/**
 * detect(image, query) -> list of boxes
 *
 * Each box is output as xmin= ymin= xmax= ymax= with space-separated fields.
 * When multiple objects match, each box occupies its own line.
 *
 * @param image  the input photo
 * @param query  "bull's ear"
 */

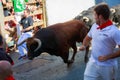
xmin=34 ymin=38 xmax=42 ymax=52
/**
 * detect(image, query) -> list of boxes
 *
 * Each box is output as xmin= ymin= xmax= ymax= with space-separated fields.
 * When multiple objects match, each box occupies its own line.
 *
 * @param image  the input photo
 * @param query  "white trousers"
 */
xmin=84 ymin=60 xmax=118 ymax=80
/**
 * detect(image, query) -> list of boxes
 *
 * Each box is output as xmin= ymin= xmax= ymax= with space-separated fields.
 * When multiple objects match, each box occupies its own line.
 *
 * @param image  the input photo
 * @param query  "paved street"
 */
xmin=10 ymin=48 xmax=120 ymax=80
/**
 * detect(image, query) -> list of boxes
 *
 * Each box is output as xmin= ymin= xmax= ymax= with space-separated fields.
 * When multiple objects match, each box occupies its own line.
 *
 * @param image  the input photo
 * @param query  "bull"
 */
xmin=18 ymin=20 xmax=89 ymax=67
xmin=74 ymin=6 xmax=95 ymax=29
xmin=74 ymin=4 xmax=120 ymax=29
xmin=110 ymin=5 xmax=120 ymax=27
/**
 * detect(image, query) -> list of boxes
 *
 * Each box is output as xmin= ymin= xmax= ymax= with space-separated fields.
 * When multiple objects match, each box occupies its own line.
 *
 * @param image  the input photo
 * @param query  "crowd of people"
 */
xmin=0 ymin=0 xmax=120 ymax=80
xmin=0 ymin=0 xmax=42 ymax=80
xmin=3 ymin=0 xmax=42 ymax=57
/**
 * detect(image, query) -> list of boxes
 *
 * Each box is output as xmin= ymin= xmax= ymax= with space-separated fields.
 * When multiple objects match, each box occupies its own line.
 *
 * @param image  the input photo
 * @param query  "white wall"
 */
xmin=46 ymin=0 xmax=95 ymax=25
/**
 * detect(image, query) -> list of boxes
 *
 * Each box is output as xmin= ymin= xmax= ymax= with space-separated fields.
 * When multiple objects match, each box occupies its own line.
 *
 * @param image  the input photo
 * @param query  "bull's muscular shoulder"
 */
xmin=33 ymin=28 xmax=58 ymax=49
xmin=34 ymin=28 xmax=55 ymax=40
xmin=47 ymin=20 xmax=85 ymax=30
xmin=68 ymin=20 xmax=85 ymax=25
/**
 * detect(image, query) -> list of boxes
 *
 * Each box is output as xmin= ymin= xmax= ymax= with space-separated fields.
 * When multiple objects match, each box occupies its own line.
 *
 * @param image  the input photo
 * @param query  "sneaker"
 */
xmin=18 ymin=55 xmax=27 ymax=60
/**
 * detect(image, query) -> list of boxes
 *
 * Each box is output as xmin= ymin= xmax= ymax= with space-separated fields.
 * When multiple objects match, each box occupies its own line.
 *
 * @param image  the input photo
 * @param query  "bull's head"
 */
xmin=26 ymin=37 xmax=42 ymax=60
xmin=74 ymin=10 xmax=95 ymax=29
xmin=17 ymin=37 xmax=41 ymax=60
xmin=17 ymin=37 xmax=42 ymax=60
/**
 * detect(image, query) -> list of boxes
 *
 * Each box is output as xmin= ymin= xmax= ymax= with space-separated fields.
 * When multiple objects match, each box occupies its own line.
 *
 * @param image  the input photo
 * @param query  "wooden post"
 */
xmin=42 ymin=0 xmax=47 ymax=27
xmin=0 ymin=0 xmax=5 ymax=37
xmin=0 ymin=0 xmax=7 ymax=50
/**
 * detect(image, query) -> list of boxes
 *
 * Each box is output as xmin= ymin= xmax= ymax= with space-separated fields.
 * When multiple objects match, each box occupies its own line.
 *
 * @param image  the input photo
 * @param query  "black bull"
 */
xmin=18 ymin=20 xmax=89 ymax=66
xmin=74 ymin=4 xmax=120 ymax=29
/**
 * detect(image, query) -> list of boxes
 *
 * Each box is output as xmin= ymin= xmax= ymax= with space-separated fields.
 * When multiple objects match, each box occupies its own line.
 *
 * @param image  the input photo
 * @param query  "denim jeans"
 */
xmin=17 ymin=32 xmax=32 ymax=56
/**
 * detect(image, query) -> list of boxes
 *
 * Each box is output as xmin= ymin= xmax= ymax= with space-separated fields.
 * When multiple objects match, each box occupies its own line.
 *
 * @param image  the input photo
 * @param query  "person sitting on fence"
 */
xmin=12 ymin=9 xmax=34 ymax=60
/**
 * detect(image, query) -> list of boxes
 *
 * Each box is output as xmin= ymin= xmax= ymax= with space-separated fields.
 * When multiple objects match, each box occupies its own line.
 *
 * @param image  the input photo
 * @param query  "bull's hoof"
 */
xmin=67 ymin=62 xmax=72 ymax=68
xmin=69 ymin=60 xmax=74 ymax=63
xmin=67 ymin=60 xmax=74 ymax=68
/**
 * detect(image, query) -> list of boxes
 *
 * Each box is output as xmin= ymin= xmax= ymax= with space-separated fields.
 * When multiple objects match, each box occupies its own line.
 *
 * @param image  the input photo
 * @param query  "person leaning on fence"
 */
xmin=79 ymin=3 xmax=120 ymax=80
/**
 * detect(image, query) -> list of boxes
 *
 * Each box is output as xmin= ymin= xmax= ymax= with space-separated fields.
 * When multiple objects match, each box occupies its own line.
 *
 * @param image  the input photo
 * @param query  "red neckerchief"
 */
xmin=5 ymin=75 xmax=15 ymax=80
xmin=97 ymin=20 xmax=113 ymax=30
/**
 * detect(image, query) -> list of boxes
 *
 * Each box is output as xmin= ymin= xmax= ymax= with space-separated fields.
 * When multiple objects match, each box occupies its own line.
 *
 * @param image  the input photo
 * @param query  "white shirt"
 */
xmin=88 ymin=23 xmax=120 ymax=66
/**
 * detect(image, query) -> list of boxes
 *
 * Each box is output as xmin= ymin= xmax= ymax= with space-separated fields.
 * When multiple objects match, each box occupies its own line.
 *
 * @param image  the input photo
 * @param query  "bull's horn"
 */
xmin=110 ymin=8 xmax=116 ymax=14
xmin=34 ymin=38 xmax=42 ymax=52
xmin=83 ymin=16 xmax=89 ymax=22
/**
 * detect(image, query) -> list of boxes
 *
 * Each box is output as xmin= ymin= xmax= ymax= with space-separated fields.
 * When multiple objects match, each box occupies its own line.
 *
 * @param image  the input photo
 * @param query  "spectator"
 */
xmin=79 ymin=3 xmax=120 ymax=80
xmin=0 ymin=34 xmax=14 ymax=65
xmin=14 ymin=9 xmax=34 ymax=60
xmin=12 ymin=0 xmax=29 ymax=37
xmin=2 ymin=0 xmax=11 ymax=16
xmin=0 ymin=60 xmax=15 ymax=80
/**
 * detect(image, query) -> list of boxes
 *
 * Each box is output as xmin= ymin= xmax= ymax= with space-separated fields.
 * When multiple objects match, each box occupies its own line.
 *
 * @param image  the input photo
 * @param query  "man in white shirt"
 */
xmin=79 ymin=3 xmax=120 ymax=80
